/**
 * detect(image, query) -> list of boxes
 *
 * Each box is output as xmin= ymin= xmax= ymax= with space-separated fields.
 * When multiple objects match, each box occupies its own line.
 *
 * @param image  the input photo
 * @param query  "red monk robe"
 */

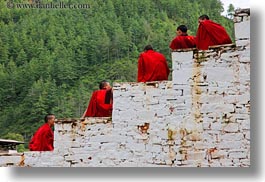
xmin=137 ymin=50 xmax=170 ymax=82
xmin=170 ymin=35 xmax=196 ymax=50
xmin=29 ymin=123 xmax=54 ymax=151
xmin=196 ymin=20 xmax=232 ymax=50
xmin=83 ymin=89 xmax=113 ymax=117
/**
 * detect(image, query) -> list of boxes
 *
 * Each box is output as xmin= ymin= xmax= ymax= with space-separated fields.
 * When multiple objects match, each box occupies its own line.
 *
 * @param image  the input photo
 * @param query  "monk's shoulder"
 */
xmin=154 ymin=51 xmax=166 ymax=59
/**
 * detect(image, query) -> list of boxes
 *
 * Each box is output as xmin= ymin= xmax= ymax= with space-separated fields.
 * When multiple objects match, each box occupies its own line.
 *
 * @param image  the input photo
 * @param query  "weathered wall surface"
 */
xmin=0 ymin=9 xmax=250 ymax=167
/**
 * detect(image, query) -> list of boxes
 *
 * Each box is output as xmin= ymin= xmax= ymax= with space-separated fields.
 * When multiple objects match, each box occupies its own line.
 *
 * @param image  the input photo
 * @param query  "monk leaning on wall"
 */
xmin=29 ymin=114 xmax=55 ymax=151
xmin=196 ymin=14 xmax=232 ymax=50
xmin=82 ymin=80 xmax=113 ymax=118
xmin=137 ymin=45 xmax=170 ymax=82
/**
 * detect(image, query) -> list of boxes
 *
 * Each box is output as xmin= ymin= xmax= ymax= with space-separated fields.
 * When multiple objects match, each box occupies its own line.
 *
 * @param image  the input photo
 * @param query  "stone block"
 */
xmin=223 ymin=123 xmax=239 ymax=133
xmin=235 ymin=20 xmax=250 ymax=40
xmin=204 ymin=67 xmax=235 ymax=82
xmin=236 ymin=39 xmax=250 ymax=47
xmin=201 ymin=103 xmax=234 ymax=113
xmin=229 ymin=151 xmax=248 ymax=159
xmin=240 ymin=120 xmax=250 ymax=130
xmin=186 ymin=132 xmax=202 ymax=141
xmin=0 ymin=155 xmax=21 ymax=166
xmin=145 ymin=95 xmax=159 ymax=105
xmin=209 ymin=150 xmax=225 ymax=159
xmin=239 ymin=158 xmax=250 ymax=167
xmin=220 ymin=133 xmax=244 ymax=141
xmin=239 ymin=55 xmax=250 ymax=63
xmin=200 ymin=94 xmax=224 ymax=104
xmin=220 ymin=159 xmax=233 ymax=166
xmin=208 ymin=161 xmax=222 ymax=167
xmin=172 ymin=51 xmax=194 ymax=64
xmin=116 ymin=110 xmax=138 ymax=121
xmin=237 ymin=94 xmax=250 ymax=104
xmin=218 ymin=141 xmax=242 ymax=149
xmin=172 ymin=68 xmax=193 ymax=85
xmin=211 ymin=122 xmax=222 ymax=131
xmin=136 ymin=110 xmax=155 ymax=120
xmin=194 ymin=141 xmax=205 ymax=150
xmin=244 ymin=131 xmax=250 ymax=140
xmin=186 ymin=151 xmax=205 ymax=160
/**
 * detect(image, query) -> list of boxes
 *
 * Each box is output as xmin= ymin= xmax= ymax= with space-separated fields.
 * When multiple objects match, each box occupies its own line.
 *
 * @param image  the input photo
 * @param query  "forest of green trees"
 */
xmin=0 ymin=0 xmax=235 ymax=149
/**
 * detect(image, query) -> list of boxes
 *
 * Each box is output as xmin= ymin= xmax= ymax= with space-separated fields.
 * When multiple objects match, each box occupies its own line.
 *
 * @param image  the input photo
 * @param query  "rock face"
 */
xmin=0 ymin=9 xmax=250 ymax=167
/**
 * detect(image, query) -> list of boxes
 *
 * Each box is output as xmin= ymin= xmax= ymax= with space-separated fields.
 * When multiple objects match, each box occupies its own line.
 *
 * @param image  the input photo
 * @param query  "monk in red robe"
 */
xmin=196 ymin=14 xmax=232 ymax=50
xmin=29 ymin=114 xmax=55 ymax=151
xmin=170 ymin=25 xmax=196 ymax=50
xmin=82 ymin=81 xmax=113 ymax=117
xmin=137 ymin=45 xmax=170 ymax=82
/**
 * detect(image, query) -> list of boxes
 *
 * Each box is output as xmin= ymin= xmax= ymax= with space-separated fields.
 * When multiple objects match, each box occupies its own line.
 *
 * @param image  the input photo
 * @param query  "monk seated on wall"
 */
xmin=196 ymin=14 xmax=232 ymax=50
xmin=137 ymin=45 xmax=170 ymax=82
xmin=82 ymin=81 xmax=113 ymax=118
xmin=29 ymin=114 xmax=55 ymax=151
xmin=169 ymin=25 xmax=196 ymax=51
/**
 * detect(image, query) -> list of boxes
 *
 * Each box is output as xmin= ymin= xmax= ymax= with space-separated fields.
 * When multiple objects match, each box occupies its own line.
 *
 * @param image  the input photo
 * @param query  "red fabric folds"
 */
xmin=137 ymin=50 xmax=170 ymax=82
xmin=83 ymin=89 xmax=113 ymax=117
xmin=196 ymin=20 xmax=232 ymax=50
xmin=29 ymin=123 xmax=54 ymax=151
xmin=170 ymin=35 xmax=196 ymax=50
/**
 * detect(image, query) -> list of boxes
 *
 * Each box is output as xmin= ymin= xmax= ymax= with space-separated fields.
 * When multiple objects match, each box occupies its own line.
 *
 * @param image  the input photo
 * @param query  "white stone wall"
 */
xmin=0 ymin=9 xmax=250 ymax=167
